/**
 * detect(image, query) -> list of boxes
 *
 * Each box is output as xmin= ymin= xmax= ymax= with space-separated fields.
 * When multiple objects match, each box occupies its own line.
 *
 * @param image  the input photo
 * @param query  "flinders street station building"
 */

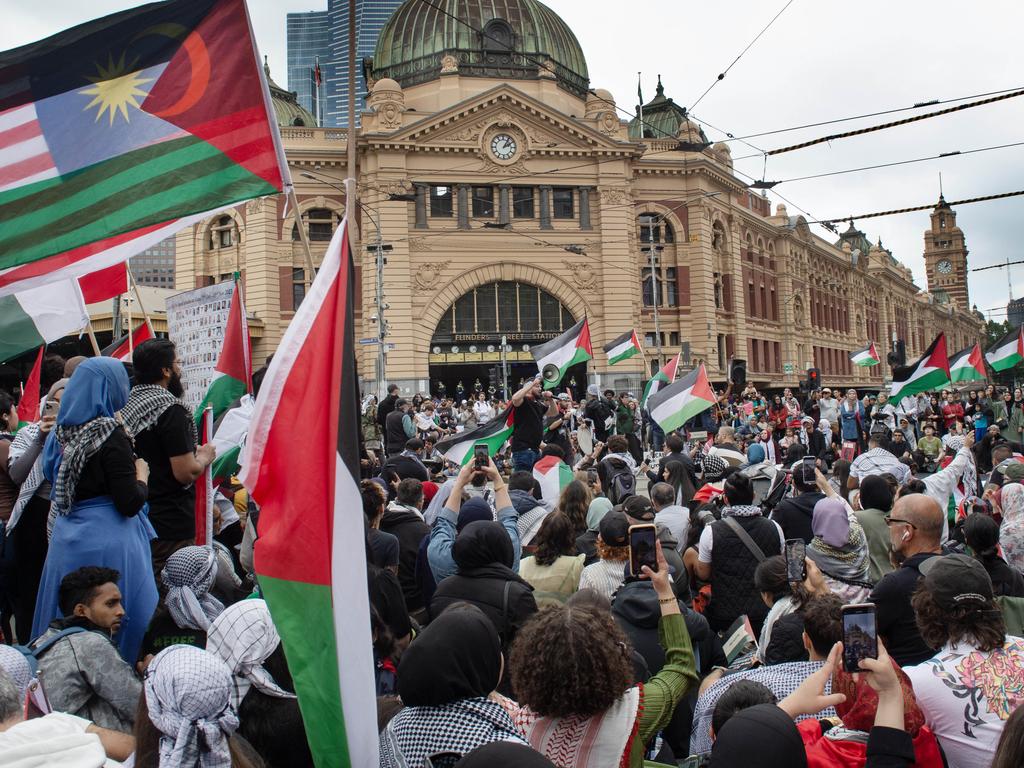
xmin=175 ymin=0 xmax=984 ymax=397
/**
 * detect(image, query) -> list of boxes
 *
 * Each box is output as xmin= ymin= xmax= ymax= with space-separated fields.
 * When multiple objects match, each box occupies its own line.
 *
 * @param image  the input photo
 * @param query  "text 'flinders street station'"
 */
xmin=175 ymin=0 xmax=983 ymax=396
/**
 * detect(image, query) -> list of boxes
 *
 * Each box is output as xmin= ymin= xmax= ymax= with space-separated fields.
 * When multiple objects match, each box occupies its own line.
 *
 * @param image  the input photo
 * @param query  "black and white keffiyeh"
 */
xmin=379 ymin=697 xmax=526 ymax=768
xmin=51 ymin=417 xmax=120 ymax=516
xmin=722 ymin=504 xmax=764 ymax=518
xmin=144 ymin=645 xmax=239 ymax=768
xmin=7 ymin=422 xmax=45 ymax=531
xmin=162 ymin=546 xmax=225 ymax=632
xmin=120 ymin=384 xmax=197 ymax=443
xmin=206 ymin=599 xmax=296 ymax=709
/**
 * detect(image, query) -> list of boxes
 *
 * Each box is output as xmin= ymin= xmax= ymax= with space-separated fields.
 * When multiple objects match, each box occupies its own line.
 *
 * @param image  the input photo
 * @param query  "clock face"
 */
xmin=490 ymin=133 xmax=517 ymax=161
xmin=937 ymin=259 xmax=953 ymax=275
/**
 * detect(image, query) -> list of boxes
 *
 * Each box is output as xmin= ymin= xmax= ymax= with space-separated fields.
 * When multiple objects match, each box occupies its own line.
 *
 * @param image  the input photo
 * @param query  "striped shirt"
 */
xmin=849 ymin=447 xmax=910 ymax=484
xmin=578 ymin=558 xmax=627 ymax=601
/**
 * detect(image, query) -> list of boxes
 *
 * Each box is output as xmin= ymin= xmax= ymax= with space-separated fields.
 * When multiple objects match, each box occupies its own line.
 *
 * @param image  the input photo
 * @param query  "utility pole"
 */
xmin=375 ymin=233 xmax=390 ymax=398
xmin=500 ymin=334 xmax=509 ymax=399
xmin=641 ymin=219 xmax=664 ymax=365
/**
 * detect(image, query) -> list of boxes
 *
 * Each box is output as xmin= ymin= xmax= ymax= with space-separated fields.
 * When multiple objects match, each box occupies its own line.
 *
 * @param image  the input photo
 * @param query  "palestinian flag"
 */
xmin=210 ymin=395 xmax=254 ymax=484
xmin=532 ymin=317 xmax=593 ymax=390
xmin=101 ymin=322 xmax=155 ymax=361
xmin=603 ymin=330 xmax=642 ymax=366
xmin=950 ymin=343 xmax=986 ymax=382
xmin=646 ymin=363 xmax=716 ymax=432
xmin=194 ymin=406 xmax=215 ymax=547
xmin=195 ymin=279 xmax=251 ymax=426
xmin=16 ymin=346 xmax=44 ymax=428
xmin=986 ymin=327 xmax=1024 ymax=372
xmin=849 ymin=342 xmax=880 ymax=367
xmin=533 ymin=454 xmax=573 ymax=507
xmin=0 ymin=0 xmax=288 ymax=297
xmin=435 ymin=408 xmax=515 ymax=465
xmin=240 ymin=218 xmax=377 ymax=767
xmin=0 ymin=278 xmax=88 ymax=362
xmin=641 ymin=352 xmax=680 ymax=408
xmin=890 ymin=333 xmax=951 ymax=400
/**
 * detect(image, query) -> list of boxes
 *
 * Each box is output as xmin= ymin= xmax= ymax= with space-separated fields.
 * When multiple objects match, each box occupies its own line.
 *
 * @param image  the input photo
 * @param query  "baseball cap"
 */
xmin=587 ymin=384 xmax=599 ymax=397
xmin=556 ymin=393 xmax=571 ymax=401
xmin=918 ymin=554 xmax=995 ymax=610
xmin=1004 ymin=462 xmax=1024 ymax=482
xmin=599 ymin=510 xmax=630 ymax=547
xmin=622 ymin=495 xmax=655 ymax=522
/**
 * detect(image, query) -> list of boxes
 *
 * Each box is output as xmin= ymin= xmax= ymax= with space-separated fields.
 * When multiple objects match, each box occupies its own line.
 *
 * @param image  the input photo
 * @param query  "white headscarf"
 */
xmin=144 ymin=645 xmax=239 ymax=768
xmin=424 ymin=478 xmax=456 ymax=526
xmin=206 ymin=599 xmax=296 ymax=710
xmin=161 ymin=546 xmax=225 ymax=632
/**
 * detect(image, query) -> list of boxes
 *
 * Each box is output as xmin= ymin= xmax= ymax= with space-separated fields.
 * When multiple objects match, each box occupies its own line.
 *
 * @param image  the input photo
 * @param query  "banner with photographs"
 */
xmin=165 ymin=281 xmax=236 ymax=411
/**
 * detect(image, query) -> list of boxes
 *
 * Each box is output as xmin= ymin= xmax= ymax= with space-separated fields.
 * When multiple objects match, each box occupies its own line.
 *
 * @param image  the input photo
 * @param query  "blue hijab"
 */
xmin=44 ymin=358 xmax=130 ymax=483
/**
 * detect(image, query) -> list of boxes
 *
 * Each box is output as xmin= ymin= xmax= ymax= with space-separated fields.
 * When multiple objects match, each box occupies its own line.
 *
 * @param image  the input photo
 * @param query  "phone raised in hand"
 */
xmin=473 ymin=443 xmax=489 ymax=471
xmin=628 ymin=523 xmax=658 ymax=577
xmin=785 ymin=538 xmax=806 ymax=583
xmin=841 ymin=603 xmax=878 ymax=673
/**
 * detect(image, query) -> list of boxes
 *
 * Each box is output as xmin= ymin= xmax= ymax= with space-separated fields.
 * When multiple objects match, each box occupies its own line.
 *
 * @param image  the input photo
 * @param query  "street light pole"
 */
xmin=376 ymin=234 xmax=387 ymax=399
xmin=643 ymin=219 xmax=664 ymax=366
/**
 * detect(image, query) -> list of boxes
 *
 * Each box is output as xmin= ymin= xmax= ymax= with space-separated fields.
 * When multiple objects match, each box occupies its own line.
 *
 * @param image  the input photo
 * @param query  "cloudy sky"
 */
xmin=6 ymin=1 xmax=1024 ymax=320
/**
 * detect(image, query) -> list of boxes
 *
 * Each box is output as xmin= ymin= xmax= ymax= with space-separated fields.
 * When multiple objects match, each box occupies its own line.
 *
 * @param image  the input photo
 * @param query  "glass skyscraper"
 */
xmin=130 ymin=237 xmax=176 ymax=289
xmin=286 ymin=10 xmax=330 ymax=125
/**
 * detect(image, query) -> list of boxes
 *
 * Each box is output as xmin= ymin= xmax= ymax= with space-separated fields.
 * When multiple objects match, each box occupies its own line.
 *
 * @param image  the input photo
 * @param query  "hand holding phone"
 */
xmin=785 ymin=539 xmax=806 ymax=582
xmin=628 ymin=523 xmax=658 ymax=577
xmin=473 ymin=443 xmax=489 ymax=470
xmin=841 ymin=603 xmax=878 ymax=673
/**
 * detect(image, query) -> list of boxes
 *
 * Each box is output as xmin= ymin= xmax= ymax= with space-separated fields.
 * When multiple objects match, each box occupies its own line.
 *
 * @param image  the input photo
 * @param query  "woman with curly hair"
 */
xmin=577 ymin=510 xmax=631 ymax=600
xmin=556 ymin=479 xmax=591 ymax=537
xmin=519 ymin=512 xmax=584 ymax=608
xmin=508 ymin=539 xmax=697 ymax=768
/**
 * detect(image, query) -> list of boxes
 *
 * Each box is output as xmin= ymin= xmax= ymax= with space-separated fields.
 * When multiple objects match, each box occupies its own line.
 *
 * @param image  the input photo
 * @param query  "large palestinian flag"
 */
xmin=0 ymin=279 xmax=89 ymax=361
xmin=435 ymin=408 xmax=514 ymax=465
xmin=195 ymin=278 xmax=251 ymax=426
xmin=240 ymin=219 xmax=377 ymax=767
xmin=0 ymin=0 xmax=287 ymax=296
xmin=642 ymin=352 xmax=680 ymax=408
xmin=950 ymin=343 xmax=986 ymax=383
xmin=849 ymin=342 xmax=880 ymax=367
xmin=646 ymin=363 xmax=717 ymax=432
xmin=603 ymin=330 xmax=642 ymax=366
xmin=986 ymin=327 xmax=1024 ymax=372
xmin=890 ymin=333 xmax=951 ymax=400
xmin=532 ymin=317 xmax=593 ymax=390
xmin=533 ymin=454 xmax=573 ymax=507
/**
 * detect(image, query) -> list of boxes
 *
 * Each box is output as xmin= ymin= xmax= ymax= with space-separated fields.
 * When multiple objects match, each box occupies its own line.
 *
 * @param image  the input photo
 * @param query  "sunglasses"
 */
xmin=884 ymin=516 xmax=917 ymax=529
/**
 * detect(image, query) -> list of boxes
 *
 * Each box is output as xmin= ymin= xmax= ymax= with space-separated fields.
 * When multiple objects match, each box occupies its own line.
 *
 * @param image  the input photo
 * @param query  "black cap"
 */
xmin=599 ymin=510 xmax=629 ymax=547
xmin=918 ymin=554 xmax=995 ymax=610
xmin=622 ymin=495 xmax=655 ymax=522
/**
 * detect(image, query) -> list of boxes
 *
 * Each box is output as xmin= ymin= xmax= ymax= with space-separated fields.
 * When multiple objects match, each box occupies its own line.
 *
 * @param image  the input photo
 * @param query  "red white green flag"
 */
xmin=641 ymin=352 xmax=680 ymax=408
xmin=16 ymin=346 xmax=44 ymax=429
xmin=950 ymin=343 xmax=986 ymax=382
xmin=435 ymin=407 xmax=514 ymax=465
xmin=849 ymin=342 xmax=880 ymax=367
xmin=195 ymin=278 xmax=251 ymax=426
xmin=986 ymin=326 xmax=1024 ymax=372
xmin=101 ymin=322 xmax=155 ymax=361
xmin=603 ymin=329 xmax=642 ymax=365
xmin=0 ymin=0 xmax=288 ymax=297
xmin=240 ymin=219 xmax=377 ymax=767
xmin=646 ymin=363 xmax=716 ymax=432
xmin=890 ymin=333 xmax=951 ymax=400
xmin=532 ymin=317 xmax=593 ymax=390
xmin=532 ymin=454 xmax=573 ymax=507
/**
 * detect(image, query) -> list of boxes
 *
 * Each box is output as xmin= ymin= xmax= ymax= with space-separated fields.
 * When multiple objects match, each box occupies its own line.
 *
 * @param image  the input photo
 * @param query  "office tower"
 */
xmin=130 ymin=237 xmax=176 ymax=289
xmin=286 ymin=10 xmax=330 ymax=124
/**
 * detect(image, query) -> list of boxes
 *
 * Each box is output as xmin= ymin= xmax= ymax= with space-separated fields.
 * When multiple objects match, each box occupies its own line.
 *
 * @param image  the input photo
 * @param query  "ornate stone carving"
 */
xmin=445 ymin=120 xmax=487 ymax=142
xmin=563 ymin=261 xmax=598 ymax=292
xmin=526 ymin=127 xmax=557 ymax=147
xmin=374 ymin=180 xmax=413 ymax=197
xmin=440 ymin=54 xmax=459 ymax=74
xmin=246 ymin=198 xmax=264 ymax=214
xmin=598 ymin=186 xmax=629 ymax=205
xmin=413 ymin=260 xmax=450 ymax=289
xmin=367 ymin=79 xmax=406 ymax=131
xmin=538 ymin=58 xmax=557 ymax=79
xmin=478 ymin=157 xmax=529 ymax=175
xmin=597 ymin=111 xmax=620 ymax=137
xmin=408 ymin=237 xmax=434 ymax=252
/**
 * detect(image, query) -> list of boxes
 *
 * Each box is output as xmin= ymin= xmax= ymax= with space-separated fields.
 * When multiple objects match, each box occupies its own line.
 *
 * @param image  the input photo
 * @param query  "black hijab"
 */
xmin=452 ymin=520 xmax=514 ymax=570
xmin=709 ymin=703 xmax=807 ymax=768
xmin=455 ymin=742 xmax=556 ymax=767
xmin=397 ymin=603 xmax=502 ymax=707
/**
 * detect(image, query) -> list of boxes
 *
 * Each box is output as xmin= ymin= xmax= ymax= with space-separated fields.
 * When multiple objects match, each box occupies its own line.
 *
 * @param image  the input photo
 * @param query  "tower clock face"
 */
xmin=937 ymin=259 xmax=953 ymax=275
xmin=490 ymin=133 xmax=517 ymax=161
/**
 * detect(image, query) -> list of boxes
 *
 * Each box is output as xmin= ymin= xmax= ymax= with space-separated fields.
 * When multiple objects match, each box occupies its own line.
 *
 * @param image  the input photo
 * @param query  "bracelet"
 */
xmin=658 ymin=596 xmax=676 ymax=605
xmin=492 ymin=484 xmax=507 ymax=493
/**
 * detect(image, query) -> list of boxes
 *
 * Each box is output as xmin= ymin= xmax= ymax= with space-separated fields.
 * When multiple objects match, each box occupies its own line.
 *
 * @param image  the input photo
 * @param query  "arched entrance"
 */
xmin=428 ymin=280 xmax=589 ymax=400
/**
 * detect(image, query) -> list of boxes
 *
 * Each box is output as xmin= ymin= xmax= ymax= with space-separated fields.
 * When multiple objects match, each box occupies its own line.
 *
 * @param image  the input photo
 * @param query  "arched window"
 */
xmin=431 ymin=281 xmax=574 ymax=341
xmin=293 ymin=117 xmax=305 ymax=127
xmin=482 ymin=19 xmax=514 ymax=52
xmin=292 ymin=207 xmax=340 ymax=242
xmin=207 ymin=216 xmax=237 ymax=250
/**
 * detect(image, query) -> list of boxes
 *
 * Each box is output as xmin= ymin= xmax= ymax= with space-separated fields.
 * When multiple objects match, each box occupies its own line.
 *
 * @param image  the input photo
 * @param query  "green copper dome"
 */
xmin=628 ymin=76 xmax=707 ymax=141
xmin=371 ymin=0 xmax=589 ymax=97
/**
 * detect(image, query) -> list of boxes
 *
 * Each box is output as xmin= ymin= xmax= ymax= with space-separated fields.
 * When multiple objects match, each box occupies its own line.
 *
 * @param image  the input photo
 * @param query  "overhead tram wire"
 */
xmin=811 ymin=188 xmax=1024 ymax=226
xmin=689 ymin=0 xmax=797 ymax=111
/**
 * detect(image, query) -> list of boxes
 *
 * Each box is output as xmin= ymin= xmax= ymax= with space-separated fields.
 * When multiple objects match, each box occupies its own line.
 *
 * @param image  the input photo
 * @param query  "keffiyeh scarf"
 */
xmin=379 ymin=697 xmax=527 ymax=768
xmin=808 ymin=521 xmax=870 ymax=585
xmin=722 ymin=504 xmax=764 ymax=518
xmin=162 ymin=546 xmax=225 ymax=632
xmin=51 ymin=417 xmax=120 ymax=516
xmin=145 ymin=645 xmax=239 ymax=768
xmin=120 ymin=384 xmax=197 ymax=443
xmin=7 ymin=422 xmax=45 ymax=531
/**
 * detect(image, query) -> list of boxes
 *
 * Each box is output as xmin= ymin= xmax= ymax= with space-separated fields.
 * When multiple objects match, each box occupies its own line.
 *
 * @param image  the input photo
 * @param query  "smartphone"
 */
xmin=473 ymin=443 xmax=489 ymax=470
xmin=785 ymin=538 xmax=806 ymax=582
xmin=42 ymin=398 xmax=59 ymax=418
xmin=628 ymin=523 xmax=658 ymax=577
xmin=841 ymin=603 xmax=878 ymax=673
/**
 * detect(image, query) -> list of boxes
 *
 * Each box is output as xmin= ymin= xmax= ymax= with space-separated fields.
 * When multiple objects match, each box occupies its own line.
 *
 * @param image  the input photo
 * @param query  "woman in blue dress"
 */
xmin=32 ymin=357 xmax=158 ymax=663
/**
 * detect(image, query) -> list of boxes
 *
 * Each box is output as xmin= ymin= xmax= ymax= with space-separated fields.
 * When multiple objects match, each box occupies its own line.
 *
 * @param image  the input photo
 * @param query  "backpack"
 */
xmin=601 ymin=456 xmax=636 ymax=505
xmin=12 ymin=626 xmax=88 ymax=676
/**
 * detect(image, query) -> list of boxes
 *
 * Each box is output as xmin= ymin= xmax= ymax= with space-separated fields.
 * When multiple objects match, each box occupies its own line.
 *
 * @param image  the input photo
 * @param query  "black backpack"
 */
xmin=602 ymin=456 xmax=636 ymax=504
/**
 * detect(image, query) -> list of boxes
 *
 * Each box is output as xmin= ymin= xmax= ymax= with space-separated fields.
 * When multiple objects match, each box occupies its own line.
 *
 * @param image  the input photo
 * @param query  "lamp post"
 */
xmin=640 ymin=221 xmax=664 ymax=365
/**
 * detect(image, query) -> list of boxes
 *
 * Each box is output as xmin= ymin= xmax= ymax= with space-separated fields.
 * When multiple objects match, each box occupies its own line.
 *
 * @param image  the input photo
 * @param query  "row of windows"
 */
xmin=428 ymin=185 xmax=576 ymax=220
xmin=813 ymin=345 xmax=855 ymax=377
xmin=642 ymin=268 xmax=679 ymax=307
xmin=749 ymin=339 xmax=782 ymax=373
xmin=432 ymin=281 xmax=575 ymax=338
xmin=746 ymin=280 xmax=778 ymax=321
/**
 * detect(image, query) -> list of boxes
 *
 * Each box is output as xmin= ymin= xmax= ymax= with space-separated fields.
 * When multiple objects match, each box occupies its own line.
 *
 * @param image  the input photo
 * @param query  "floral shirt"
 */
xmin=904 ymin=636 xmax=1024 ymax=768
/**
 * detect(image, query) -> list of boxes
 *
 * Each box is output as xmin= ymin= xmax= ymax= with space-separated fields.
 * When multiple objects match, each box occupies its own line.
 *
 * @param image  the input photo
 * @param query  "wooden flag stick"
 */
xmin=127 ymin=263 xmax=156 ymax=334
xmin=288 ymin=186 xmax=317 ymax=291
xmin=85 ymin=320 xmax=101 ymax=356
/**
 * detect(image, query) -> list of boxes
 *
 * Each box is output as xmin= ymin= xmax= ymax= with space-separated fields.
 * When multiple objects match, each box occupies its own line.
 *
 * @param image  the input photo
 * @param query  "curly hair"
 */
xmin=533 ymin=512 xmax=577 ymax=567
xmin=557 ymin=480 xmax=592 ymax=535
xmin=510 ymin=604 xmax=635 ymax=718
xmin=595 ymin=539 xmax=629 ymax=562
xmin=912 ymin=584 xmax=1006 ymax=653
xmin=361 ymin=480 xmax=386 ymax=523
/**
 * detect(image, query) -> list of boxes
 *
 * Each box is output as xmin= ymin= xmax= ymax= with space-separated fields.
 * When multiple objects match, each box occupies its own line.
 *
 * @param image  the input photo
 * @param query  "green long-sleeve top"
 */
xmin=629 ymin=612 xmax=698 ymax=768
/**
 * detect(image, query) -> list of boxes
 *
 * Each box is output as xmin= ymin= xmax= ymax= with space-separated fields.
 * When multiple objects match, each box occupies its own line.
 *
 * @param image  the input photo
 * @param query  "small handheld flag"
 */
xmin=603 ymin=330 xmax=642 ymax=366
xmin=435 ymin=408 xmax=515 ymax=465
xmin=849 ymin=342 xmax=880 ymax=367
xmin=16 ymin=346 xmax=44 ymax=428
xmin=101 ymin=322 xmax=155 ymax=361
xmin=890 ymin=333 xmax=950 ymax=400
xmin=986 ymin=327 xmax=1024 ymax=372
xmin=531 ymin=317 xmax=593 ymax=390
xmin=642 ymin=353 xmax=680 ymax=408
xmin=646 ymin=363 xmax=716 ymax=432
xmin=950 ymin=343 xmax=986 ymax=382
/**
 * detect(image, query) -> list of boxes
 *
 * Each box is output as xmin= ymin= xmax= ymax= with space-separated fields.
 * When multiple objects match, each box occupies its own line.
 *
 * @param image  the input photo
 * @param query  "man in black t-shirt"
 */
xmin=123 ymin=340 xmax=215 ymax=579
xmin=510 ymin=376 xmax=551 ymax=472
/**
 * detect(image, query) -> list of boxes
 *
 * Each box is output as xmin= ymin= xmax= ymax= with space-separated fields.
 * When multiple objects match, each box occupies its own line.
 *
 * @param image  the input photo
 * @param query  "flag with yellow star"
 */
xmin=0 ymin=0 xmax=288 ymax=296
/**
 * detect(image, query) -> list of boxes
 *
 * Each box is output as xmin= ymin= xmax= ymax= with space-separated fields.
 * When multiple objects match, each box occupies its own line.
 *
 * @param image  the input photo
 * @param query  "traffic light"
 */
xmin=807 ymin=367 xmax=821 ymax=390
xmin=886 ymin=340 xmax=906 ymax=368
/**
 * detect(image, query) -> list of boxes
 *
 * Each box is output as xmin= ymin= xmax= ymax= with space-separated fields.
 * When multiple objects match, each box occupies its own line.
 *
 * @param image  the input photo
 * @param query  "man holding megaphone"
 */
xmin=510 ymin=375 xmax=556 ymax=472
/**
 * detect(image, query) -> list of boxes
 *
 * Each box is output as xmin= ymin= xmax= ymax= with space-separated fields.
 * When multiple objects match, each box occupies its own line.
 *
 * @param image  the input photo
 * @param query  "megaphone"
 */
xmin=541 ymin=364 xmax=561 ymax=384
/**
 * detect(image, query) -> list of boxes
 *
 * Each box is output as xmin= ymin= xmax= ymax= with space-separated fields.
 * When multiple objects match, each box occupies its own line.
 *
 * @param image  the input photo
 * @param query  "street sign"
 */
xmin=359 ymin=338 xmax=380 ymax=345
xmin=783 ymin=363 xmax=795 ymax=374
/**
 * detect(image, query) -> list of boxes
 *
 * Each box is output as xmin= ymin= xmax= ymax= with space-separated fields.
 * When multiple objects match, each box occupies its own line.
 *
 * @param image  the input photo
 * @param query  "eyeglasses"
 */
xmin=884 ymin=516 xmax=917 ymax=529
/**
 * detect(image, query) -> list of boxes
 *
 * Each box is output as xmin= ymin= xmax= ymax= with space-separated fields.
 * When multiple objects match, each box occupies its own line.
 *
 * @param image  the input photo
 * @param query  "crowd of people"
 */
xmin=2 ymin=345 xmax=1024 ymax=767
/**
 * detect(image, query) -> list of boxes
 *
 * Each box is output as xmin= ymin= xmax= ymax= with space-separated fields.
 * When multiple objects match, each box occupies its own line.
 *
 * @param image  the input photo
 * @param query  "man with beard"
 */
xmin=121 ymin=339 xmax=215 ymax=577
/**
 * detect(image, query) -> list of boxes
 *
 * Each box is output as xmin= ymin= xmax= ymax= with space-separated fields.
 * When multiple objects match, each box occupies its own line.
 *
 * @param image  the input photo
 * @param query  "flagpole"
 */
xmin=289 ymin=186 xmax=317 ymax=291
xmin=345 ymin=0 xmax=360 ymax=243
xmin=85 ymin=320 xmax=102 ymax=356
xmin=125 ymin=288 xmax=133 ymax=357
xmin=127 ymin=263 xmax=155 ymax=334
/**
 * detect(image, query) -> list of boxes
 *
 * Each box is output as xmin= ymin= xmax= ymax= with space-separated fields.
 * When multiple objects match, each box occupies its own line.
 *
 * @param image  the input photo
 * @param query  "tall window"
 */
xmin=552 ymin=187 xmax=574 ymax=219
xmin=512 ymin=187 xmax=534 ymax=218
xmin=292 ymin=208 xmax=338 ymax=242
xmin=292 ymin=268 xmax=306 ymax=309
xmin=430 ymin=186 xmax=453 ymax=217
xmin=639 ymin=213 xmax=673 ymax=243
xmin=208 ymin=216 xmax=236 ymax=250
xmin=665 ymin=267 xmax=678 ymax=306
xmin=642 ymin=267 xmax=660 ymax=306
xmin=472 ymin=186 xmax=494 ymax=218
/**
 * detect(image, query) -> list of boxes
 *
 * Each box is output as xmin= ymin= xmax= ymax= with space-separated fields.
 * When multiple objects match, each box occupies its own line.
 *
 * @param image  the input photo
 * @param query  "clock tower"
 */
xmin=923 ymin=195 xmax=970 ymax=310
